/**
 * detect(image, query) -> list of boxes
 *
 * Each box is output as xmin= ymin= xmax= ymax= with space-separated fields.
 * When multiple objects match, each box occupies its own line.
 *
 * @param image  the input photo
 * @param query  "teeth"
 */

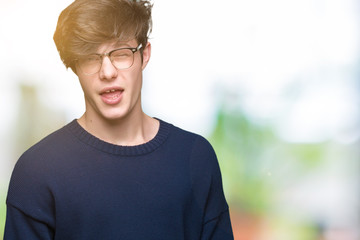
xmin=105 ymin=89 xmax=117 ymax=93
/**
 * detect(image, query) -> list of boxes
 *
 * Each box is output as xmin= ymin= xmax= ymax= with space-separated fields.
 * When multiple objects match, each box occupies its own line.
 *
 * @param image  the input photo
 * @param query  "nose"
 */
xmin=99 ymin=56 xmax=118 ymax=80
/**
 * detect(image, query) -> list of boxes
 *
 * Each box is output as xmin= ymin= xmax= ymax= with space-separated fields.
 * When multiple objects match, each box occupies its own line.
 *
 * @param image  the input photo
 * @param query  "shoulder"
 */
xmin=7 ymin=121 xmax=77 ymax=205
xmin=163 ymin=120 xmax=217 ymax=166
xmin=26 ymin=120 xmax=76 ymax=153
xmin=164 ymin=120 xmax=215 ymax=153
xmin=164 ymin=119 xmax=210 ymax=146
xmin=11 ymin=121 xmax=77 ymax=182
xmin=5 ymin=122 xmax=75 ymax=224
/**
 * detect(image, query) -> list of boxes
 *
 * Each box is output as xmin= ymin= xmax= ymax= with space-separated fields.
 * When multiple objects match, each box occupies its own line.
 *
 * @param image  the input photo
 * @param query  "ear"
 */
xmin=141 ymin=42 xmax=151 ymax=70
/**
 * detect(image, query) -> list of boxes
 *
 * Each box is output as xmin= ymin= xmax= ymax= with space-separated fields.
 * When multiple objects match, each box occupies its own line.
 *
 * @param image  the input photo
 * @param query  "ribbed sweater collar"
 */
xmin=67 ymin=118 xmax=171 ymax=156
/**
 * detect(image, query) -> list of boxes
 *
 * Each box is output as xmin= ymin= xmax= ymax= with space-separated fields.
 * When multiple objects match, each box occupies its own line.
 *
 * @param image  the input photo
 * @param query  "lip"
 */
xmin=100 ymin=86 xmax=124 ymax=105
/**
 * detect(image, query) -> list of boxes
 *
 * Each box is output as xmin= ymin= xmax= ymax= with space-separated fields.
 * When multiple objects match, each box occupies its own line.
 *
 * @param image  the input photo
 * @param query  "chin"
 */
xmin=101 ymin=113 xmax=126 ymax=122
xmin=100 ymin=109 xmax=130 ymax=122
xmin=97 ymin=101 xmax=139 ymax=122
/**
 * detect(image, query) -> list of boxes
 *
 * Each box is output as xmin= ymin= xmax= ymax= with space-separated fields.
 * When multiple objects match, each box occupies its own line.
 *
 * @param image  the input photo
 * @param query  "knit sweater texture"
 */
xmin=5 ymin=119 xmax=233 ymax=240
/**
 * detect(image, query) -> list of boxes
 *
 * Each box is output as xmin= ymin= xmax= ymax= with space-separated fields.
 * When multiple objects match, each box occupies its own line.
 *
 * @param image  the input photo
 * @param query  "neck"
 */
xmin=77 ymin=111 xmax=159 ymax=146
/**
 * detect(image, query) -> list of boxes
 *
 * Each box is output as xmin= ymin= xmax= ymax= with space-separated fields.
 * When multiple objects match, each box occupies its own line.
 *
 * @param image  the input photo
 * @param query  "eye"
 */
xmin=111 ymin=49 xmax=132 ymax=59
xmin=84 ymin=55 xmax=100 ymax=63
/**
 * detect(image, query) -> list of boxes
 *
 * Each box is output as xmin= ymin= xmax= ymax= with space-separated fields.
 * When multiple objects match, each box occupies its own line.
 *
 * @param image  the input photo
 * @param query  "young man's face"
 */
xmin=76 ymin=39 xmax=151 ymax=122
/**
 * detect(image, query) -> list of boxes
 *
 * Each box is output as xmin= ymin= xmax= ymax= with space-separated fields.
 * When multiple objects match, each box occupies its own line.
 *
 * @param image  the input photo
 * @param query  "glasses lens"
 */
xmin=78 ymin=55 xmax=101 ymax=75
xmin=111 ymin=49 xmax=134 ymax=70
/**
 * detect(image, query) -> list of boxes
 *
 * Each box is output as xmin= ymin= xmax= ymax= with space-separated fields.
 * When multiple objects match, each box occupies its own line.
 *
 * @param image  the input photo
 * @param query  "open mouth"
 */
xmin=100 ymin=88 xmax=124 ymax=104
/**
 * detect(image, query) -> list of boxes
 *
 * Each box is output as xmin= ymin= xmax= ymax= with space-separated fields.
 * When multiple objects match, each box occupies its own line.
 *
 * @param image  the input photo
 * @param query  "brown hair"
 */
xmin=53 ymin=0 xmax=153 ymax=73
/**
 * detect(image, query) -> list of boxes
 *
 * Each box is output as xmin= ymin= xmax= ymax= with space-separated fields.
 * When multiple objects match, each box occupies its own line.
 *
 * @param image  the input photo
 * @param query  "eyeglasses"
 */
xmin=76 ymin=43 xmax=143 ymax=75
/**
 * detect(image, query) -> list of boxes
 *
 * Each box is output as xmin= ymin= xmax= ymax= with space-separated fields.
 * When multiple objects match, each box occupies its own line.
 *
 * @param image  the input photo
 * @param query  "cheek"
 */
xmin=127 ymin=66 xmax=143 ymax=90
xmin=133 ymin=72 xmax=143 ymax=93
xmin=78 ymin=79 xmax=88 ymax=93
xmin=78 ymin=77 xmax=95 ymax=96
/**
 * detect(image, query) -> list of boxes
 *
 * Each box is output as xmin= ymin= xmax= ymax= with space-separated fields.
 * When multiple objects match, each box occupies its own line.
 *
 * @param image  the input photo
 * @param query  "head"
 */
xmin=53 ymin=0 xmax=153 ymax=74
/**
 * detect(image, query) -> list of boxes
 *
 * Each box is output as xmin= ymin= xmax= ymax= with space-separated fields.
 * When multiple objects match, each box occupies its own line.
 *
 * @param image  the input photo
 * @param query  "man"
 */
xmin=4 ymin=0 xmax=234 ymax=239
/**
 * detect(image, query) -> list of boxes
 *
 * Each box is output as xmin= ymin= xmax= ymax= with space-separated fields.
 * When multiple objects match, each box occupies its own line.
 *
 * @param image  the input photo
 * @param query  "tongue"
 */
xmin=102 ymin=91 xmax=121 ymax=100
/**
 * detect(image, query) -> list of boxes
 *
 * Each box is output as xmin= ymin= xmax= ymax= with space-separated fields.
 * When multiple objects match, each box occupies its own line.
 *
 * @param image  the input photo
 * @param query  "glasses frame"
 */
xmin=76 ymin=43 xmax=143 ymax=75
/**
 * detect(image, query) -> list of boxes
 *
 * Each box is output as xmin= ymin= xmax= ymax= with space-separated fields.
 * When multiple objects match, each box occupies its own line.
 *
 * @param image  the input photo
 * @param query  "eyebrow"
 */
xmin=92 ymin=43 xmax=134 ymax=55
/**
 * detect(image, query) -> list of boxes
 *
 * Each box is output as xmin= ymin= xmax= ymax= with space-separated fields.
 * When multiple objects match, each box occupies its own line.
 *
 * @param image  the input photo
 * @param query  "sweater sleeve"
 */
xmin=4 ymin=149 xmax=56 ymax=240
xmin=190 ymin=136 xmax=234 ymax=240
xmin=4 ymin=204 xmax=54 ymax=240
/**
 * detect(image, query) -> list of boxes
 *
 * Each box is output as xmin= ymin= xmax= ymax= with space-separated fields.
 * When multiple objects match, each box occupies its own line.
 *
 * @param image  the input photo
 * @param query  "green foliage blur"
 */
xmin=209 ymin=106 xmax=325 ymax=211
xmin=1 ymin=190 xmax=6 ymax=239
xmin=207 ymin=104 xmax=336 ymax=238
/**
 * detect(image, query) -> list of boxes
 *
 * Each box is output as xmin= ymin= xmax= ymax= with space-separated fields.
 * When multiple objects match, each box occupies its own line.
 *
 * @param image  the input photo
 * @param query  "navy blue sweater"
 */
xmin=5 ymin=119 xmax=233 ymax=239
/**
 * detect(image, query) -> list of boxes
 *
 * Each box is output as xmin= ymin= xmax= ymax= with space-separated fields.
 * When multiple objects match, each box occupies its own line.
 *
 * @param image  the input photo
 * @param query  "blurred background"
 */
xmin=0 ymin=0 xmax=359 ymax=239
